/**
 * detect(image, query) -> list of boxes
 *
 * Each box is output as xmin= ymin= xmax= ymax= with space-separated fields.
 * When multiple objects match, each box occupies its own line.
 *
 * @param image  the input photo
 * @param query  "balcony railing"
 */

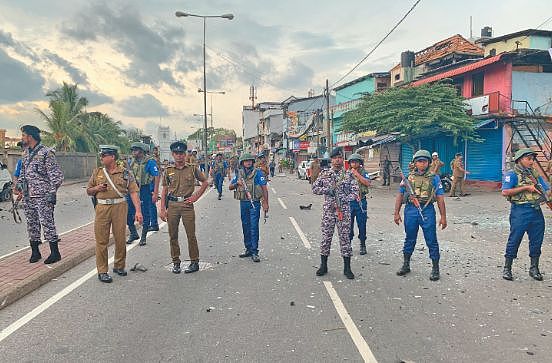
xmin=330 ymin=98 xmax=363 ymax=114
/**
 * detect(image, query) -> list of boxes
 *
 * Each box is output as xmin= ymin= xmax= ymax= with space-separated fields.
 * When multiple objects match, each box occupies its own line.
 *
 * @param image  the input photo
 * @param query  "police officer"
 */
xmin=16 ymin=125 xmax=64 ymax=264
xmin=501 ymin=148 xmax=550 ymax=281
xmin=312 ymin=147 xmax=359 ymax=279
xmin=210 ymin=152 xmax=229 ymax=200
xmin=87 ymin=145 xmax=143 ymax=283
xmin=160 ymin=141 xmax=208 ymax=274
xmin=347 ymin=153 xmax=371 ymax=255
xmin=450 ymin=153 xmax=470 ymax=197
xmin=430 ymin=152 xmax=444 ymax=175
xmin=229 ymin=153 xmax=269 ymax=262
xmin=309 ymin=155 xmax=321 ymax=184
xmin=394 ymin=150 xmax=447 ymax=281
xmin=126 ymin=142 xmax=159 ymax=246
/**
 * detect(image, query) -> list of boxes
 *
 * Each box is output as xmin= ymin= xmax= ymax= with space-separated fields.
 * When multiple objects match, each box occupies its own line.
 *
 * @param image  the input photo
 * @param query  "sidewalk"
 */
xmin=0 ymin=222 xmax=104 ymax=310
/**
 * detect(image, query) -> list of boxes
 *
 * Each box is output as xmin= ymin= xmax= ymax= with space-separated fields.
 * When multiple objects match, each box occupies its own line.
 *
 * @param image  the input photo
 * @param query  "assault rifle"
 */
xmin=238 ymin=168 xmax=255 ymax=209
xmin=9 ymin=192 xmax=22 ymax=224
xmin=330 ymin=170 xmax=345 ymax=221
xmin=523 ymin=170 xmax=552 ymax=211
xmin=397 ymin=165 xmax=426 ymax=221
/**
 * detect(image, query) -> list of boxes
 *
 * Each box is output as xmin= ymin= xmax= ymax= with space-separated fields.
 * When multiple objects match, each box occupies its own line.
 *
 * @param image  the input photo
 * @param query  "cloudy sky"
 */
xmin=0 ymin=0 xmax=550 ymax=141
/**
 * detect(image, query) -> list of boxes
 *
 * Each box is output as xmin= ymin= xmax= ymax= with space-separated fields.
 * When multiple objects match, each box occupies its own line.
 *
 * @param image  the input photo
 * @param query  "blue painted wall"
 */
xmin=512 ymin=71 xmax=552 ymax=114
xmin=529 ymin=35 xmax=552 ymax=50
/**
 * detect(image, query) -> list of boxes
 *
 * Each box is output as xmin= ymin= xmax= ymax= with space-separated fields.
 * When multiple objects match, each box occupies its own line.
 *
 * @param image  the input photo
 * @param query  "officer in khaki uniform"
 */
xmin=450 ymin=153 xmax=470 ymax=197
xmin=87 ymin=145 xmax=143 ymax=283
xmin=160 ymin=141 xmax=208 ymax=274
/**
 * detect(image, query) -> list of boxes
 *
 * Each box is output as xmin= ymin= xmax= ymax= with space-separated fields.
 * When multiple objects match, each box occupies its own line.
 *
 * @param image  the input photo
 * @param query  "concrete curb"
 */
xmin=0 ymin=231 xmax=115 ymax=311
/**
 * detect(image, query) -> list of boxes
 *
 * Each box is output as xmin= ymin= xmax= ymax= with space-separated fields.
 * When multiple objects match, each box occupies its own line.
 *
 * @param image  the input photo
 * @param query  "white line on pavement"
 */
xmin=289 ymin=217 xmax=311 ymax=249
xmin=323 ymin=281 xmax=378 ymax=363
xmin=271 ymin=187 xmax=277 ymax=194
xmin=0 ymin=221 xmax=95 ymax=261
xmin=277 ymin=197 xmax=287 ymax=210
xmin=0 ymin=221 xmax=167 ymax=343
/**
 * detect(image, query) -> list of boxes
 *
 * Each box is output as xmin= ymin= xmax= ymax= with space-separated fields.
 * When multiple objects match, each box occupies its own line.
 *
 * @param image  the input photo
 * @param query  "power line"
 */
xmin=517 ymin=14 xmax=552 ymax=44
xmin=330 ymin=0 xmax=422 ymax=89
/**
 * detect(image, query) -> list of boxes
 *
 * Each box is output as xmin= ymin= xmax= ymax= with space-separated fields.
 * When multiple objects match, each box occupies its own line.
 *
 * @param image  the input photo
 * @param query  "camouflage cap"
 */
xmin=130 ymin=142 xmax=149 ymax=152
xmin=347 ymin=153 xmax=363 ymax=162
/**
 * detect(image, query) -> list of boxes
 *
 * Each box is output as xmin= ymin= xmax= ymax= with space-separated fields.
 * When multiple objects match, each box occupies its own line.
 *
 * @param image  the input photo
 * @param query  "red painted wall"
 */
xmin=461 ymin=61 xmax=512 ymax=113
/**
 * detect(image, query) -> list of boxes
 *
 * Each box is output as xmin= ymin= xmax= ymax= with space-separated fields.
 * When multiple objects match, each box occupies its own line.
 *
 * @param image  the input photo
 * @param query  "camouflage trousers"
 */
xmin=23 ymin=196 xmax=59 ymax=243
xmin=320 ymin=202 xmax=352 ymax=257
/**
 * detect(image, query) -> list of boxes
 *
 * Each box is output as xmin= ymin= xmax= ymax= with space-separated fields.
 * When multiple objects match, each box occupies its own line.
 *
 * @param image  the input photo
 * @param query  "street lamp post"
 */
xmin=175 ymin=10 xmax=234 ymax=173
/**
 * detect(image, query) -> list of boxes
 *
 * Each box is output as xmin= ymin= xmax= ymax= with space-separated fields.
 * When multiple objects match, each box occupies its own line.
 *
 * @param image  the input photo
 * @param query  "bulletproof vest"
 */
xmin=507 ymin=166 xmax=543 ymax=205
xmin=359 ymin=174 xmax=370 ymax=198
xmin=130 ymin=156 xmax=153 ymax=187
xmin=213 ymin=161 xmax=225 ymax=174
xmin=234 ymin=168 xmax=263 ymax=202
xmin=405 ymin=169 xmax=436 ymax=204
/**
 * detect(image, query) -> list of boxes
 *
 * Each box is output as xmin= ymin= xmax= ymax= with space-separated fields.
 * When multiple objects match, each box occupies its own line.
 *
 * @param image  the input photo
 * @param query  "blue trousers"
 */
xmin=127 ymin=186 xmax=151 ymax=228
xmin=505 ymin=203 xmax=545 ymax=259
xmin=349 ymin=198 xmax=367 ymax=242
xmin=403 ymin=203 xmax=440 ymax=260
xmin=215 ymin=173 xmax=224 ymax=196
xmin=240 ymin=200 xmax=261 ymax=255
xmin=150 ymin=192 xmax=158 ymax=227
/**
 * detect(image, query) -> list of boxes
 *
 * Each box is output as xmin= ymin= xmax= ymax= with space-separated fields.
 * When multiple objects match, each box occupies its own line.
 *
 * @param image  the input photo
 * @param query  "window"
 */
xmin=452 ymin=77 xmax=464 ymax=96
xmin=472 ymin=72 xmax=484 ymax=97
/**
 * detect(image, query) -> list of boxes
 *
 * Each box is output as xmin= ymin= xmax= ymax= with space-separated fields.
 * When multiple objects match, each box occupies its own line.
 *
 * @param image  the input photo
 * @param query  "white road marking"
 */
xmin=323 ymin=281 xmax=378 ymax=363
xmin=0 ymin=221 xmax=95 ymax=261
xmin=0 ymin=216 xmax=172 ymax=342
xmin=289 ymin=217 xmax=311 ymax=249
xmin=277 ymin=197 xmax=287 ymax=210
xmin=271 ymin=187 xmax=277 ymax=194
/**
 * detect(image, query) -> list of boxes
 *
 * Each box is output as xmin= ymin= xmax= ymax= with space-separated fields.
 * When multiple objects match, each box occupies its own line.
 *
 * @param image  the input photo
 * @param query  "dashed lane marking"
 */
xmin=271 ymin=187 xmax=277 ymax=194
xmin=277 ymin=197 xmax=287 ymax=210
xmin=323 ymin=281 xmax=378 ymax=363
xmin=289 ymin=216 xmax=311 ymax=249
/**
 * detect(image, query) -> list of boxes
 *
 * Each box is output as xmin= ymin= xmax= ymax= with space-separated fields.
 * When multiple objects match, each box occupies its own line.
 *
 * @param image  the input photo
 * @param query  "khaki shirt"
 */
xmin=310 ymin=160 xmax=321 ymax=182
xmin=163 ymin=164 xmax=206 ymax=197
xmin=430 ymin=159 xmax=444 ymax=175
xmin=88 ymin=165 xmax=138 ymax=199
xmin=452 ymin=159 xmax=465 ymax=177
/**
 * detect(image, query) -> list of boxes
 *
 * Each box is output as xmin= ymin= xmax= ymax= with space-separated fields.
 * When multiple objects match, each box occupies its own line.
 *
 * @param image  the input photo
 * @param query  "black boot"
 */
xmin=44 ymin=239 xmax=61 ymax=264
xmin=429 ymin=259 xmax=440 ymax=281
xmin=502 ymin=257 xmax=513 ymax=281
xmin=29 ymin=240 xmax=41 ymax=263
xmin=139 ymin=227 xmax=147 ymax=246
xmin=316 ymin=255 xmax=328 ymax=276
xmin=343 ymin=257 xmax=354 ymax=279
xmin=127 ymin=225 xmax=139 ymax=244
xmin=184 ymin=261 xmax=200 ymax=273
xmin=359 ymin=241 xmax=367 ymax=255
xmin=396 ymin=253 xmax=411 ymax=276
xmin=529 ymin=256 xmax=543 ymax=281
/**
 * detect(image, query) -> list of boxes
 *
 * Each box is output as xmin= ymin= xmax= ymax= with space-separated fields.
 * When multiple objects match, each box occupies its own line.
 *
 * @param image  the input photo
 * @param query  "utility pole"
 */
xmin=325 ymin=79 xmax=332 ymax=153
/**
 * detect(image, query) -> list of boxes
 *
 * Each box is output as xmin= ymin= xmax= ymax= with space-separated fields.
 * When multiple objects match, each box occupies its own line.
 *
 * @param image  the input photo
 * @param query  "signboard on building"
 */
xmin=299 ymin=141 xmax=310 ymax=150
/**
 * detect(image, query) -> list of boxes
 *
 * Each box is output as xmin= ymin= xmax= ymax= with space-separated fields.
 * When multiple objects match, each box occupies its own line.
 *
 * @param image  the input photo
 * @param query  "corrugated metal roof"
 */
xmin=410 ymin=54 xmax=504 ymax=86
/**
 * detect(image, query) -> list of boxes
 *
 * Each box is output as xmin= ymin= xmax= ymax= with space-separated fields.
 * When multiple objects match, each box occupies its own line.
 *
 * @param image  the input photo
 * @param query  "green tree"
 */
xmin=46 ymin=82 xmax=88 ymax=116
xmin=342 ymin=81 xmax=479 ymax=147
xmin=37 ymin=100 xmax=80 ymax=152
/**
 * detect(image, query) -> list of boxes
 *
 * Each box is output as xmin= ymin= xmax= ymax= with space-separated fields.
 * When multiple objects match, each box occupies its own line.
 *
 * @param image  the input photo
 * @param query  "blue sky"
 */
xmin=0 ymin=0 xmax=550 ymax=140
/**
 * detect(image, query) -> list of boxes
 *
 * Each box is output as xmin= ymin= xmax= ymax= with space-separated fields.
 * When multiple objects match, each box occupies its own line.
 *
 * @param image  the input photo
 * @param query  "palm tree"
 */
xmin=46 ymin=82 xmax=88 ymax=116
xmin=37 ymin=100 xmax=80 ymax=152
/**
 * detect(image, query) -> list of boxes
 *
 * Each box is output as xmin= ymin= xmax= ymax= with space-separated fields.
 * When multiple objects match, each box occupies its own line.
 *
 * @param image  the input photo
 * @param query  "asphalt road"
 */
xmin=0 ymin=174 xmax=551 ymax=362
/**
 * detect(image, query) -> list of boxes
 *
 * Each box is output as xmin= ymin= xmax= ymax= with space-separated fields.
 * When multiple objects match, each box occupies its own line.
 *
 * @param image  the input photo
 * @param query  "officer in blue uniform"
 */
xmin=126 ymin=142 xmax=160 ymax=246
xmin=229 ymin=153 xmax=269 ymax=262
xmin=501 ymin=148 xmax=550 ymax=281
xmin=347 ymin=153 xmax=371 ymax=255
xmin=210 ymin=153 xmax=229 ymax=200
xmin=393 ymin=150 xmax=447 ymax=281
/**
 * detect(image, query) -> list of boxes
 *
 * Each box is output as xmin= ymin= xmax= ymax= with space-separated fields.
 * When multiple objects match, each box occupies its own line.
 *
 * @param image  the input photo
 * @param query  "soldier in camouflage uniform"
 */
xmin=312 ymin=147 xmax=359 ymax=279
xmin=16 ymin=125 xmax=64 ymax=264
xmin=347 ymin=153 xmax=371 ymax=255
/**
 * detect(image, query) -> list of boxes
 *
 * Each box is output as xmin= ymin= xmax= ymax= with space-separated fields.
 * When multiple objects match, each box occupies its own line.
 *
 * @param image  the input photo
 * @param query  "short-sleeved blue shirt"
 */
xmin=145 ymin=159 xmax=159 ymax=177
xmin=231 ymin=168 xmax=267 ymax=186
xmin=399 ymin=174 xmax=445 ymax=196
xmin=502 ymin=170 xmax=550 ymax=191
xmin=14 ymin=159 xmax=22 ymax=178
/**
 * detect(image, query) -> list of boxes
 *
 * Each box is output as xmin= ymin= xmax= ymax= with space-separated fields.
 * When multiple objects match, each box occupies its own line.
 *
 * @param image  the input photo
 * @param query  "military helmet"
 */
xmin=412 ymin=149 xmax=432 ymax=162
xmin=130 ymin=142 xmax=149 ymax=153
xmin=513 ymin=148 xmax=537 ymax=162
xmin=347 ymin=153 xmax=363 ymax=162
xmin=239 ymin=153 xmax=256 ymax=163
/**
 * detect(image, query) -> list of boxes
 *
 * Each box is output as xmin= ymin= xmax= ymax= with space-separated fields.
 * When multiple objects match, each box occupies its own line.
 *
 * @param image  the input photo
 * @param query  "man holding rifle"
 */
xmin=501 ymin=148 xmax=550 ymax=281
xmin=394 ymin=150 xmax=447 ymax=281
xmin=229 ymin=153 xmax=269 ymax=263
xmin=312 ymin=147 xmax=359 ymax=279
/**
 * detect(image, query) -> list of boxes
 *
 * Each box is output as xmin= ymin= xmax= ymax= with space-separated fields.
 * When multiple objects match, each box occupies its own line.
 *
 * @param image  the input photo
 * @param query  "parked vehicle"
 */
xmin=440 ymin=173 xmax=452 ymax=193
xmin=297 ymin=160 xmax=311 ymax=180
xmin=0 ymin=162 xmax=13 ymax=202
